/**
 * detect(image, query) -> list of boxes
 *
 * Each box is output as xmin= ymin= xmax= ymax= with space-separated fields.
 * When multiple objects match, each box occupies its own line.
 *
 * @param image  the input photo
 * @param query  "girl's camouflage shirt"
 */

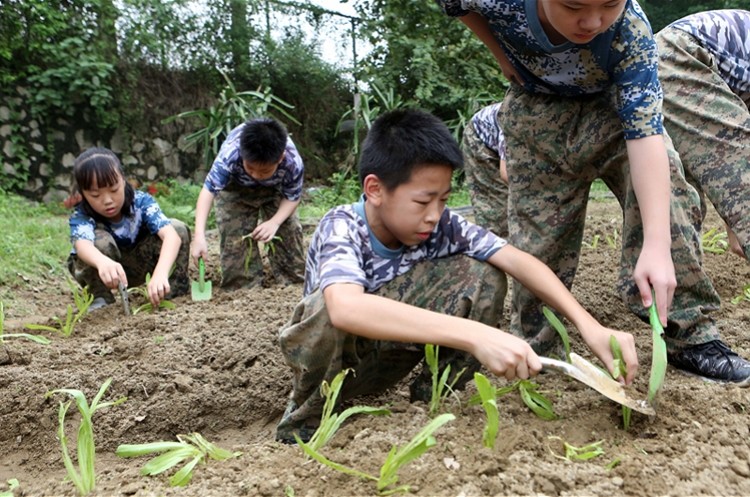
xmin=69 ymin=190 xmax=171 ymax=253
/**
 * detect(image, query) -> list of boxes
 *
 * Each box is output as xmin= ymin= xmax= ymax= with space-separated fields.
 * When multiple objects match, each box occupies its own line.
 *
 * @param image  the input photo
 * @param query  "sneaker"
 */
xmin=88 ymin=297 xmax=109 ymax=312
xmin=668 ymin=340 xmax=750 ymax=385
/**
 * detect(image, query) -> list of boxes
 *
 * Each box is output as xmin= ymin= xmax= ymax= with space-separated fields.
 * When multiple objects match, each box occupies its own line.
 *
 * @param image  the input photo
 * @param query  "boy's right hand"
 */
xmin=190 ymin=237 xmax=208 ymax=265
xmin=97 ymin=259 xmax=127 ymax=289
xmin=472 ymin=331 xmax=542 ymax=381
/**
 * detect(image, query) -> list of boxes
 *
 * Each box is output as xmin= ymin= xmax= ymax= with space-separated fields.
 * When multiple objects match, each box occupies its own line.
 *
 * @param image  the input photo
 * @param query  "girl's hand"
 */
xmin=147 ymin=273 xmax=171 ymax=307
xmin=97 ymin=259 xmax=128 ymax=289
xmin=251 ymin=220 xmax=280 ymax=243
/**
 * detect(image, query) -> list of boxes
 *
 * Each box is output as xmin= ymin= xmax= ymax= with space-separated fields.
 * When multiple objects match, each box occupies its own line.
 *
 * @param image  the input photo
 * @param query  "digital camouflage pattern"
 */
xmin=214 ymin=183 xmax=304 ymax=289
xmin=276 ymin=256 xmax=507 ymax=442
xmin=500 ymin=85 xmax=722 ymax=355
xmin=461 ymin=105 xmax=509 ymax=239
xmin=67 ymin=219 xmax=191 ymax=302
xmin=436 ymin=0 xmax=663 ymax=139
xmin=657 ymin=13 xmax=750 ymax=260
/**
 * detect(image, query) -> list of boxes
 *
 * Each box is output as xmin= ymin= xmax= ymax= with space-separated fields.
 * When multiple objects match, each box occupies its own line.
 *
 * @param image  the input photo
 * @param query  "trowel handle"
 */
xmin=198 ymin=257 xmax=206 ymax=287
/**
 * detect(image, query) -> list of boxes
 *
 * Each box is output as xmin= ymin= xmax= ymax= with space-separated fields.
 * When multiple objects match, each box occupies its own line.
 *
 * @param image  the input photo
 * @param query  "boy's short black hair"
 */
xmin=239 ymin=117 xmax=288 ymax=164
xmin=358 ymin=109 xmax=463 ymax=190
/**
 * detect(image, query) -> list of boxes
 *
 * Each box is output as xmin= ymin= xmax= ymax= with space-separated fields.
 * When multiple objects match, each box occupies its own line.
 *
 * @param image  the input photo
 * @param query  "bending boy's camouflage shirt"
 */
xmin=204 ymin=122 xmax=304 ymax=201
xmin=303 ymin=197 xmax=506 ymax=296
xmin=436 ymin=0 xmax=663 ymax=139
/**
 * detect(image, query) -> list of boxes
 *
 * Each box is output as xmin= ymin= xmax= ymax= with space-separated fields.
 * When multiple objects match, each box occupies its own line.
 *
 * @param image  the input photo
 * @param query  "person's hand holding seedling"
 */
xmin=251 ymin=219 xmax=280 ymax=243
xmin=633 ymin=244 xmax=676 ymax=328
xmin=146 ymin=271 xmax=171 ymax=307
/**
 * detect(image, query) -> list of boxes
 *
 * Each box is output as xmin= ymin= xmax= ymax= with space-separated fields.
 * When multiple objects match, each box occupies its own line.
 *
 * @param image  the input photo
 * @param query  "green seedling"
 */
xmin=46 ymin=378 xmax=127 ymax=495
xmin=543 ymin=306 xmax=571 ymax=363
xmin=605 ymin=457 xmax=622 ymax=470
xmin=0 ymin=301 xmax=51 ymax=344
xmin=69 ymin=279 xmax=95 ymax=315
xmin=518 ymin=380 xmax=557 ymax=420
xmin=306 ymin=368 xmax=391 ymax=451
xmin=582 ymin=234 xmax=601 ymax=250
xmin=128 ymin=273 xmax=176 ymax=315
xmin=24 ymin=281 xmax=93 ymax=337
xmin=702 ymin=227 xmax=728 ymax=255
xmin=468 ymin=378 xmax=557 ymax=420
xmin=116 ymin=433 xmax=241 ymax=487
xmin=0 ymin=479 xmax=19 ymax=497
xmin=647 ymin=289 xmax=667 ymax=406
xmin=609 ymin=336 xmax=631 ymax=430
xmin=296 ymin=413 xmax=455 ymax=496
xmin=424 ymin=344 xmax=465 ymax=416
xmin=730 ymin=283 xmax=750 ymax=305
xmin=605 ymin=228 xmax=619 ymax=249
xmin=548 ymin=436 xmax=605 ymax=461
xmin=473 ymin=373 xmax=500 ymax=448
xmin=242 ymin=233 xmax=283 ymax=274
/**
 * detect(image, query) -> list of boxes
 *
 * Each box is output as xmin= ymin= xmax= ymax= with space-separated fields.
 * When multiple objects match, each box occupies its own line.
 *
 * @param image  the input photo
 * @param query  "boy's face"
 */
xmin=537 ymin=0 xmax=626 ymax=45
xmin=242 ymin=152 xmax=285 ymax=180
xmin=366 ymin=164 xmax=453 ymax=249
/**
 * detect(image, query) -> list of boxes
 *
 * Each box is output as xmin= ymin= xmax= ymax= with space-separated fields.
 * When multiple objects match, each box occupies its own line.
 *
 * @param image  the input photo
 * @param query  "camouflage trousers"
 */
xmin=657 ymin=27 xmax=750 ymax=260
xmin=214 ymin=184 xmax=305 ymax=289
xmin=461 ymin=117 xmax=510 ymax=239
xmin=275 ymin=256 xmax=507 ymax=441
xmin=67 ymin=219 xmax=191 ymax=302
xmin=500 ymin=85 xmax=720 ymax=354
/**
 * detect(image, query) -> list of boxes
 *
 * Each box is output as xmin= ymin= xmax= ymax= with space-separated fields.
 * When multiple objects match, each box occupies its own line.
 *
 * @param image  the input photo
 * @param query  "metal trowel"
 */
xmin=118 ymin=282 xmax=130 ymax=316
xmin=540 ymin=352 xmax=655 ymax=415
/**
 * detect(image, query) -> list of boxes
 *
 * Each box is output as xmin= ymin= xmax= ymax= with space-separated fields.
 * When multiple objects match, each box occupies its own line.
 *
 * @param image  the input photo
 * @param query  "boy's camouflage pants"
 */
xmin=67 ymin=219 xmax=191 ymax=302
xmin=275 ymin=256 xmax=507 ymax=442
xmin=500 ymin=85 xmax=721 ymax=355
xmin=461 ymin=117 xmax=510 ymax=239
xmin=657 ymin=27 xmax=750 ymax=260
xmin=214 ymin=184 xmax=305 ymax=289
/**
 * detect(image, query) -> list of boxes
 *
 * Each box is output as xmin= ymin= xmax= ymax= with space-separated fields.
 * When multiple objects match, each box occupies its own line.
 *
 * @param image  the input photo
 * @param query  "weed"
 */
xmin=730 ymin=283 xmax=750 ymax=305
xmin=702 ymin=227 xmax=728 ymax=255
xmin=424 ymin=344 xmax=465 ymax=416
xmin=473 ymin=373 xmax=499 ymax=448
xmin=46 ymin=379 xmax=127 ymax=495
xmin=548 ymin=436 xmax=605 ymax=461
xmin=116 ymin=433 xmax=241 ymax=487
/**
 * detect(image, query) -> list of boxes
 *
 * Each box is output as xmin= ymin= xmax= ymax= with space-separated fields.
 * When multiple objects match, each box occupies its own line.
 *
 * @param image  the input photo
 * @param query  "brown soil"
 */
xmin=2 ymin=200 xmax=750 ymax=497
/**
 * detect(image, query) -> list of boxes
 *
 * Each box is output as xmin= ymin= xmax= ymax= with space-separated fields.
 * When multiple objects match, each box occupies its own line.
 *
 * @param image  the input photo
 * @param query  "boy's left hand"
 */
xmin=251 ymin=220 xmax=280 ymax=242
xmin=582 ymin=327 xmax=638 ymax=385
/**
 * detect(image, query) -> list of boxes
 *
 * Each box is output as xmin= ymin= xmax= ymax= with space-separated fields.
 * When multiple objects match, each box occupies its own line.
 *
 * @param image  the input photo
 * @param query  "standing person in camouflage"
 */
xmin=276 ymin=109 xmax=639 ymax=443
xmin=657 ymin=9 xmax=750 ymax=261
xmin=436 ymin=0 xmax=750 ymax=383
xmin=68 ymin=148 xmax=190 ymax=310
xmin=461 ymin=101 xmax=509 ymax=239
xmin=191 ymin=117 xmax=305 ymax=289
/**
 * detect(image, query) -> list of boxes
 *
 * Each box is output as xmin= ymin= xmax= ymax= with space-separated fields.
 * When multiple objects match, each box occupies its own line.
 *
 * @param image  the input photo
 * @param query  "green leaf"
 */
xmin=169 ymin=455 xmax=202 ymax=487
xmin=543 ymin=306 xmax=570 ymax=363
xmin=116 ymin=442 xmax=188 ymax=458
xmin=139 ymin=447 xmax=198 ymax=476
xmin=647 ymin=289 xmax=667 ymax=405
xmin=473 ymin=373 xmax=499 ymax=448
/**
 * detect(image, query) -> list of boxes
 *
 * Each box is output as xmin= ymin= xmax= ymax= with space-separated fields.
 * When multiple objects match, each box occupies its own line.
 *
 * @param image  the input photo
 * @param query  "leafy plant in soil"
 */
xmin=609 ymin=335 xmax=631 ymax=430
xmin=116 ymin=433 xmax=241 ymax=487
xmin=472 ymin=372 xmax=500 ymax=448
xmin=702 ymin=227 xmax=728 ymax=254
xmin=469 ymin=379 xmax=557 ymax=420
xmin=46 ymin=378 xmax=127 ymax=495
xmin=424 ymin=344 xmax=465 ymax=416
xmin=548 ymin=436 xmax=605 ymax=461
xmin=647 ymin=289 xmax=667 ymax=406
xmin=730 ymin=283 xmax=750 ymax=305
xmin=0 ymin=478 xmax=19 ymax=497
xmin=24 ymin=281 xmax=93 ymax=337
xmin=127 ymin=273 xmax=176 ymax=315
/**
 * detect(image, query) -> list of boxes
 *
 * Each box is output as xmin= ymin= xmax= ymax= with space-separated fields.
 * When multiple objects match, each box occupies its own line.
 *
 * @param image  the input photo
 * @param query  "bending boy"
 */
xmin=437 ymin=0 xmax=750 ymax=382
xmin=276 ymin=109 xmax=637 ymax=442
xmin=191 ymin=117 xmax=305 ymax=289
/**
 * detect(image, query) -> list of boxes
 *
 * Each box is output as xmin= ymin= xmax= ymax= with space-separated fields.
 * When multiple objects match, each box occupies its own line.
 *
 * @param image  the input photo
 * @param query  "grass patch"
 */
xmin=0 ymin=191 xmax=69 ymax=301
